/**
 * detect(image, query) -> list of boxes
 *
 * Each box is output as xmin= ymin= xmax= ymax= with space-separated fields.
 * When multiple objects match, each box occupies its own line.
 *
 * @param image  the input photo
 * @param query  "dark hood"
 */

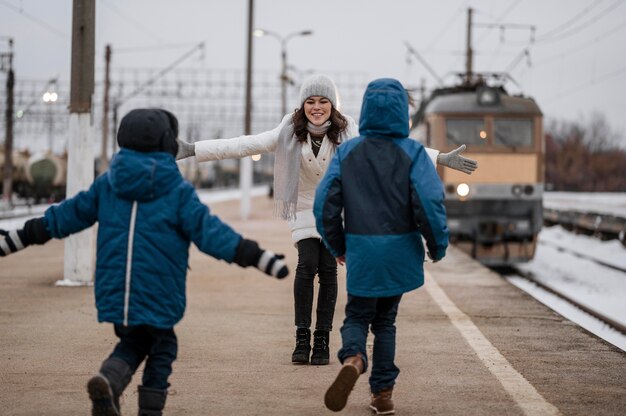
xmin=358 ymin=78 xmax=410 ymax=139
xmin=117 ymin=108 xmax=179 ymax=156
xmin=107 ymin=148 xmax=183 ymax=201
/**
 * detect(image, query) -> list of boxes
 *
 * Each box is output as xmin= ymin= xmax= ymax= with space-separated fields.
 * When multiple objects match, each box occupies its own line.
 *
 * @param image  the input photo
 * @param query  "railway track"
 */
xmin=538 ymin=240 xmax=626 ymax=274
xmin=509 ymin=267 xmax=626 ymax=336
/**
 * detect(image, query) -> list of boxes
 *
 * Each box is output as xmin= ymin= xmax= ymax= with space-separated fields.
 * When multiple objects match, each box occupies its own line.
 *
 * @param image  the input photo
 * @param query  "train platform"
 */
xmin=1 ymin=196 xmax=625 ymax=416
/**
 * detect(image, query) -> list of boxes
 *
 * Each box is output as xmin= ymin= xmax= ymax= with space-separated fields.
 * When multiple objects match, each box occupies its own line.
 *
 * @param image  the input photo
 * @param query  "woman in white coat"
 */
xmin=176 ymin=74 xmax=476 ymax=366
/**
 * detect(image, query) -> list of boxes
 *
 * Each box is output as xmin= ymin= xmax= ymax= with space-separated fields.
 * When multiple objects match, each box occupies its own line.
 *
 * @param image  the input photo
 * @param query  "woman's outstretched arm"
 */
xmin=177 ymin=114 xmax=291 ymax=162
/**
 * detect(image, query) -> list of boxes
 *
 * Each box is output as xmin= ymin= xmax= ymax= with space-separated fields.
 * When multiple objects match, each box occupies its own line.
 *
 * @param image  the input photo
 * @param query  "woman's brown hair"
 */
xmin=292 ymin=106 xmax=348 ymax=145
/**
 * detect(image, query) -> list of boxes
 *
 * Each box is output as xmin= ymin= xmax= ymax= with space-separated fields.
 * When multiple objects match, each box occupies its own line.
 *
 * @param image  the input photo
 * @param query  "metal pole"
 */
xmin=2 ymin=38 xmax=14 ymax=206
xmin=61 ymin=0 xmax=95 ymax=285
xmin=465 ymin=7 xmax=473 ymax=85
xmin=100 ymin=44 xmax=111 ymax=173
xmin=280 ymin=43 xmax=287 ymax=116
xmin=240 ymin=0 xmax=254 ymax=220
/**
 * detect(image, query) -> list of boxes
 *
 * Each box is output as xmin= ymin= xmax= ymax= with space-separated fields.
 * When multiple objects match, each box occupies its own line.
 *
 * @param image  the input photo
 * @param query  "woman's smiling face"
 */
xmin=304 ymin=96 xmax=332 ymax=126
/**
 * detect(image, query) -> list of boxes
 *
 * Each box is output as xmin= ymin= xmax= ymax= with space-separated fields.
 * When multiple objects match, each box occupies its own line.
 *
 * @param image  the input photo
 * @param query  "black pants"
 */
xmin=110 ymin=324 xmax=178 ymax=390
xmin=294 ymin=238 xmax=338 ymax=331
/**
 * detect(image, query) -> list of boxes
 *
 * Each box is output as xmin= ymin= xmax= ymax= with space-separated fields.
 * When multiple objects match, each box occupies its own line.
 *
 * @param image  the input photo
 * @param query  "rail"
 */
xmin=544 ymin=208 xmax=626 ymax=247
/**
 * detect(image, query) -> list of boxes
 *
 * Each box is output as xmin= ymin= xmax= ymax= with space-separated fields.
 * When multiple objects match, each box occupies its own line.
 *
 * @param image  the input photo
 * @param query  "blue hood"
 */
xmin=108 ymin=148 xmax=183 ymax=201
xmin=358 ymin=78 xmax=409 ymax=139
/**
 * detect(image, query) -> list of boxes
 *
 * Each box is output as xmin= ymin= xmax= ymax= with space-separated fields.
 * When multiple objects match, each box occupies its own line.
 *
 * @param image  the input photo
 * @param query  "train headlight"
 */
xmin=523 ymin=185 xmax=534 ymax=195
xmin=515 ymin=220 xmax=530 ymax=232
xmin=447 ymin=219 xmax=461 ymax=230
xmin=511 ymin=185 xmax=523 ymax=197
xmin=456 ymin=183 xmax=470 ymax=198
xmin=477 ymin=86 xmax=500 ymax=106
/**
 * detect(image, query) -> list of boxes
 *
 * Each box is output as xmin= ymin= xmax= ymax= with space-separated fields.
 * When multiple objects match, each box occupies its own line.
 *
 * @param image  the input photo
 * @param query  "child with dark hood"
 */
xmin=314 ymin=79 xmax=449 ymax=414
xmin=0 ymin=108 xmax=289 ymax=416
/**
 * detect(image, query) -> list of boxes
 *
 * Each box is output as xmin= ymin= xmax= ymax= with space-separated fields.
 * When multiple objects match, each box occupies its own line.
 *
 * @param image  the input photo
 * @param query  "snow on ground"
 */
xmin=538 ymin=225 xmax=626 ymax=269
xmin=507 ymin=276 xmax=626 ymax=352
xmin=544 ymin=192 xmax=626 ymax=217
xmin=515 ymin=225 xmax=626 ymax=351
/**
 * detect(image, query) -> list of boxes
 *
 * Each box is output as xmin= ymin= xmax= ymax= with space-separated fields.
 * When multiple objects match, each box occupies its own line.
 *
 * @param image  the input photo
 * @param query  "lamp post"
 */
xmin=253 ymin=28 xmax=313 ymax=116
xmin=42 ymin=84 xmax=58 ymax=152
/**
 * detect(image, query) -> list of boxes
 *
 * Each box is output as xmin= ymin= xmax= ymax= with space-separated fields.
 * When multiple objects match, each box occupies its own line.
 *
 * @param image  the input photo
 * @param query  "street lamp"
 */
xmin=253 ymin=28 xmax=313 ymax=116
xmin=42 ymin=82 xmax=59 ymax=152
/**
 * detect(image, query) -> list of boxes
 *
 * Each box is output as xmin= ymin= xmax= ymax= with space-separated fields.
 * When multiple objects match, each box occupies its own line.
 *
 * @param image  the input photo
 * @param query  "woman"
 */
xmin=176 ymin=74 xmax=476 ymax=366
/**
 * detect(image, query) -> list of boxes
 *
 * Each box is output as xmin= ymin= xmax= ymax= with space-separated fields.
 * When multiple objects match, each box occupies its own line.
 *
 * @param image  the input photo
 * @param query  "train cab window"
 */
xmin=445 ymin=119 xmax=486 ymax=146
xmin=494 ymin=119 xmax=533 ymax=148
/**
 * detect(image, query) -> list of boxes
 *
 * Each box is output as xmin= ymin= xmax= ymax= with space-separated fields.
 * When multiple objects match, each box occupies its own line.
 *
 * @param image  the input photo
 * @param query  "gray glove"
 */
xmin=175 ymin=138 xmax=195 ymax=160
xmin=437 ymin=144 xmax=477 ymax=174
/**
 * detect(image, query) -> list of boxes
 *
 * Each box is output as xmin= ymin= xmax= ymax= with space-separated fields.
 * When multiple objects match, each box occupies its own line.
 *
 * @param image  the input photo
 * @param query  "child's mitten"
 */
xmin=233 ymin=238 xmax=289 ymax=279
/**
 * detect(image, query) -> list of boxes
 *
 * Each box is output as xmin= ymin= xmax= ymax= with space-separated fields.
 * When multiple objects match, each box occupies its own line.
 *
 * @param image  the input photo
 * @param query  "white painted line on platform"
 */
xmin=424 ymin=272 xmax=561 ymax=416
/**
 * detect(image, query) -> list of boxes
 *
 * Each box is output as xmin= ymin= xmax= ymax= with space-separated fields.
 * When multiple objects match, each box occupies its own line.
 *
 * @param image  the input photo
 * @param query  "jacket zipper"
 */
xmin=123 ymin=201 xmax=138 ymax=326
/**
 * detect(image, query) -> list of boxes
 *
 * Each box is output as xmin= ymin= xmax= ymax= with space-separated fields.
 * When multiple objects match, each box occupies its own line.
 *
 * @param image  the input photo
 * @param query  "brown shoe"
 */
xmin=324 ymin=353 xmax=364 ymax=412
xmin=369 ymin=387 xmax=395 ymax=415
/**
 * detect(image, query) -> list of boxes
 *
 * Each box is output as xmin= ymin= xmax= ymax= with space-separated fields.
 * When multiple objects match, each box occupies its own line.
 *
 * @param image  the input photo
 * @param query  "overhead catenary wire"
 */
xmin=544 ymin=64 xmax=626 ymax=102
xmin=515 ymin=0 xmax=624 ymax=45
xmin=530 ymin=22 xmax=626 ymax=68
xmin=0 ymin=0 xmax=68 ymax=39
xmin=536 ymin=0 xmax=605 ymax=40
xmin=100 ymin=0 xmax=164 ymax=44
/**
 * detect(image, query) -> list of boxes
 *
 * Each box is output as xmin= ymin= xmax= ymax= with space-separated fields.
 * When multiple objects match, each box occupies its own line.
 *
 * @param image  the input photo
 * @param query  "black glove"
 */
xmin=426 ymin=251 xmax=441 ymax=263
xmin=233 ymin=238 xmax=289 ymax=279
xmin=0 ymin=217 xmax=51 ymax=257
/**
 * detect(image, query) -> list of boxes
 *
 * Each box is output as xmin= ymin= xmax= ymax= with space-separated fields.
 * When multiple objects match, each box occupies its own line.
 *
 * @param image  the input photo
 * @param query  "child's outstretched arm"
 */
xmin=0 ymin=217 xmax=51 ymax=256
xmin=233 ymin=238 xmax=289 ymax=279
xmin=179 ymin=185 xmax=289 ymax=279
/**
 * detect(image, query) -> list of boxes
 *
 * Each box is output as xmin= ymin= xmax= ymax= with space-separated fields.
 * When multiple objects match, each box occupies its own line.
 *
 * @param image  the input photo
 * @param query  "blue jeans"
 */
xmin=110 ymin=324 xmax=178 ymax=390
xmin=338 ymin=294 xmax=402 ymax=394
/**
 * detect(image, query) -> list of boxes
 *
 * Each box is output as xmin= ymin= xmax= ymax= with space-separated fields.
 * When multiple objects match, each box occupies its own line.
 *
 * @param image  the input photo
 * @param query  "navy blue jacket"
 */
xmin=314 ymin=78 xmax=449 ymax=297
xmin=44 ymin=149 xmax=242 ymax=328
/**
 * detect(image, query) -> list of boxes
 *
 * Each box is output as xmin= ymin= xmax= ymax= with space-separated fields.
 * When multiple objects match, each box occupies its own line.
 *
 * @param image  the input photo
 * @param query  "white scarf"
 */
xmin=273 ymin=120 xmax=331 ymax=221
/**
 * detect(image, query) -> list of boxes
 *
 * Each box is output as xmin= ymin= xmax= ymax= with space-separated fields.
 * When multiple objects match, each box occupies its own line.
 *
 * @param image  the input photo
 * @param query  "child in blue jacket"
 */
xmin=314 ymin=79 xmax=449 ymax=414
xmin=0 ymin=108 xmax=289 ymax=416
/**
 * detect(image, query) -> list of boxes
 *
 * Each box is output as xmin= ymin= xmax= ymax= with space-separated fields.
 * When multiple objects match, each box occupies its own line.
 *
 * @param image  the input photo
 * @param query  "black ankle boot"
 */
xmin=138 ymin=385 xmax=168 ymax=416
xmin=311 ymin=330 xmax=330 ymax=365
xmin=87 ymin=357 xmax=132 ymax=416
xmin=291 ymin=328 xmax=311 ymax=363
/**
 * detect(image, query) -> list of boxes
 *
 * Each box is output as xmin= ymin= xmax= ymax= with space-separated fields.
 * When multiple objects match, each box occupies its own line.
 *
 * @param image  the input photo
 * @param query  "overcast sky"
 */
xmin=1 ymin=0 xmax=625 ymax=145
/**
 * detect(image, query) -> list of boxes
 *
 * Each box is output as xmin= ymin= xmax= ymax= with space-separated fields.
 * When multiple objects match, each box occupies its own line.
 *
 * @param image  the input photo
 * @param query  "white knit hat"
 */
xmin=298 ymin=74 xmax=338 ymax=108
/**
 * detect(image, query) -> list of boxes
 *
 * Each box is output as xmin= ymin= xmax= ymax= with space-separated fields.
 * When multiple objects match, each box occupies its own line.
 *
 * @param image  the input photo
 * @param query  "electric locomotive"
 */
xmin=411 ymin=77 xmax=544 ymax=265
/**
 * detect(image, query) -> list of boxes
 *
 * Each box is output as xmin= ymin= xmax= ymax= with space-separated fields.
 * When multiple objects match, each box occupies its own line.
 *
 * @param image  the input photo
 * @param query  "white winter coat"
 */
xmin=194 ymin=114 xmax=439 ymax=243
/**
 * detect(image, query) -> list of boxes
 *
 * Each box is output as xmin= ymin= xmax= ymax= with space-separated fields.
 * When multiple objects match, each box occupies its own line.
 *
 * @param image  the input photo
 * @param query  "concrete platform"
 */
xmin=1 ymin=196 xmax=624 ymax=415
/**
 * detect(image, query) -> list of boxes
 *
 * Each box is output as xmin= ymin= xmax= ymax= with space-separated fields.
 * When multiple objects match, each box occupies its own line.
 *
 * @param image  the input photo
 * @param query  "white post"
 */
xmin=56 ymin=0 xmax=95 ymax=286
xmin=241 ymin=0 xmax=254 ymax=220
xmin=58 ymin=113 xmax=95 ymax=285
xmin=240 ymin=156 xmax=252 ymax=219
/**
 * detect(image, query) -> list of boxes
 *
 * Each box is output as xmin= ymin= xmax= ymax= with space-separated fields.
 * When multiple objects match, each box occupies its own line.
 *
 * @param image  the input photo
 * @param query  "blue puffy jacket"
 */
xmin=314 ymin=78 xmax=449 ymax=297
xmin=44 ymin=148 xmax=242 ymax=328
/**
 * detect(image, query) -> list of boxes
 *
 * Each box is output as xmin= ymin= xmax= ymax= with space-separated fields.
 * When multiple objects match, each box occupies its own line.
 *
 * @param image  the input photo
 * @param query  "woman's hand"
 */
xmin=176 ymin=138 xmax=196 ymax=160
xmin=436 ymin=144 xmax=477 ymax=174
xmin=335 ymin=255 xmax=345 ymax=266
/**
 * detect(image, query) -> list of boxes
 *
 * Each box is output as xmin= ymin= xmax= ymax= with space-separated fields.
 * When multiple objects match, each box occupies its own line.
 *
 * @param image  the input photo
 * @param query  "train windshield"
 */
xmin=445 ymin=119 xmax=487 ymax=146
xmin=494 ymin=119 xmax=533 ymax=148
